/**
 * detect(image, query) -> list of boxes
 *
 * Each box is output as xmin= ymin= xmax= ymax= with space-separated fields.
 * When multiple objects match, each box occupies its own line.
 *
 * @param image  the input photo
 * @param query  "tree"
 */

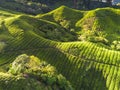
xmin=74 ymin=0 xmax=113 ymax=10
xmin=74 ymin=0 xmax=78 ymax=9
xmin=106 ymin=0 xmax=112 ymax=5
xmin=84 ymin=0 xmax=91 ymax=9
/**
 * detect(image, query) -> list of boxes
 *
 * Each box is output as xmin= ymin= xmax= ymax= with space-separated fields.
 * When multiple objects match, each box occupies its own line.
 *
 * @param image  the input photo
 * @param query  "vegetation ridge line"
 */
xmin=61 ymin=50 xmax=120 ymax=68
xmin=0 ymin=47 xmax=119 ymax=68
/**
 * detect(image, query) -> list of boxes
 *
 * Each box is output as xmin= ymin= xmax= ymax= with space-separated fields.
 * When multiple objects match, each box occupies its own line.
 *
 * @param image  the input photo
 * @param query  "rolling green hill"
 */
xmin=0 ymin=6 xmax=120 ymax=90
xmin=37 ymin=6 xmax=120 ymax=50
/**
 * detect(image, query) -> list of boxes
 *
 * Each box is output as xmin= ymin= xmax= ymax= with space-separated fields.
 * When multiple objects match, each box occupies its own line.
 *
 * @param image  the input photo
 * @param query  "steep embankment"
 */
xmin=0 ymin=6 xmax=120 ymax=90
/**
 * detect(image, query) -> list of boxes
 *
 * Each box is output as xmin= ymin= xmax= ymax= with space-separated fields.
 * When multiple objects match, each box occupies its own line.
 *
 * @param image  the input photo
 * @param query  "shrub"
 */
xmin=8 ymin=54 xmax=74 ymax=90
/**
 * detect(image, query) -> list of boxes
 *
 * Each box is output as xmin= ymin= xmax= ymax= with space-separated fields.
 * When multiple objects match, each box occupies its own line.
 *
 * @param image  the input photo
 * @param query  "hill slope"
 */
xmin=0 ymin=6 xmax=120 ymax=90
xmin=37 ymin=6 xmax=120 ymax=50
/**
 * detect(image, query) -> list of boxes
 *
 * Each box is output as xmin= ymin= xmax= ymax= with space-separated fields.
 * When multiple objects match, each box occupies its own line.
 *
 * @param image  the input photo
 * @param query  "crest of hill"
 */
xmin=76 ymin=7 xmax=120 ymax=42
xmin=0 ymin=7 xmax=22 ymax=19
xmin=37 ymin=6 xmax=120 ymax=44
xmin=2 ymin=14 xmax=77 ymax=42
xmin=0 ymin=6 xmax=75 ymax=43
xmin=0 ymin=6 xmax=119 ymax=50
xmin=36 ymin=6 xmax=84 ymax=29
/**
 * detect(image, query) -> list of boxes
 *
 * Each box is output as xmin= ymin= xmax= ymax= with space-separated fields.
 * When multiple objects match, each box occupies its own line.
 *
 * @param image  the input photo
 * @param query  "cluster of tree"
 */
xmin=0 ymin=0 xmax=51 ymax=14
xmin=8 ymin=54 xmax=74 ymax=90
xmin=33 ymin=0 xmax=113 ymax=9
xmin=20 ymin=0 xmax=113 ymax=9
xmin=73 ymin=0 xmax=113 ymax=9
xmin=0 ymin=0 xmax=115 ymax=14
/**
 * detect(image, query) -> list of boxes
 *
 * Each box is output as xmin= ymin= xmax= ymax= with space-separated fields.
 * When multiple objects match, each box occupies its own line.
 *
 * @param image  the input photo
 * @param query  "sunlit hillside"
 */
xmin=0 ymin=6 xmax=119 ymax=90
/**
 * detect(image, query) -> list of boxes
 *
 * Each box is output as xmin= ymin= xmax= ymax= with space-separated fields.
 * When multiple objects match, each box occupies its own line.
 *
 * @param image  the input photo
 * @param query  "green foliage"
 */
xmin=8 ymin=54 xmax=74 ymax=90
xmin=0 ymin=0 xmax=50 ymax=15
xmin=111 ymin=40 xmax=120 ymax=50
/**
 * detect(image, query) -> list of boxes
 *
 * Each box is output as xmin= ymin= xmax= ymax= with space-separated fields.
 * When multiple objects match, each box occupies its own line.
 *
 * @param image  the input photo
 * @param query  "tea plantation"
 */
xmin=0 ymin=6 xmax=119 ymax=90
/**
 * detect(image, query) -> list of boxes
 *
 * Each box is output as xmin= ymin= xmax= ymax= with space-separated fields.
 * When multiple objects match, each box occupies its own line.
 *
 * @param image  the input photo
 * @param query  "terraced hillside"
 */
xmin=0 ymin=6 xmax=120 ymax=90
xmin=37 ymin=6 xmax=120 ymax=49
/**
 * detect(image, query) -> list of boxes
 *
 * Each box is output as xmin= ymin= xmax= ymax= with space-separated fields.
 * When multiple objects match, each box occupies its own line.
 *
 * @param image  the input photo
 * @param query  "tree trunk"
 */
xmin=106 ymin=0 xmax=112 ymax=5
xmin=83 ymin=0 xmax=91 ymax=9
xmin=74 ymin=0 xmax=78 ymax=9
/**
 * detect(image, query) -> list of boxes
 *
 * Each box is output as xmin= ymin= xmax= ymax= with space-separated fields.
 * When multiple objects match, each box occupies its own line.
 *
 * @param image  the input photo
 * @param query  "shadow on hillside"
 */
xmin=27 ymin=47 xmax=79 ymax=88
xmin=1 ymin=44 xmax=109 ymax=90
xmin=78 ymin=67 xmax=108 ymax=90
xmin=24 ymin=47 xmax=108 ymax=90
xmin=0 ymin=30 xmax=108 ymax=90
